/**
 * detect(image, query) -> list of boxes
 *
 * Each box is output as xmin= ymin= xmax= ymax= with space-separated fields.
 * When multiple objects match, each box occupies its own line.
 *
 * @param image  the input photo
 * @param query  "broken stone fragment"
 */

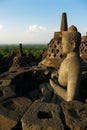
xmin=61 ymin=101 xmax=87 ymax=130
xmin=0 ymin=97 xmax=32 ymax=130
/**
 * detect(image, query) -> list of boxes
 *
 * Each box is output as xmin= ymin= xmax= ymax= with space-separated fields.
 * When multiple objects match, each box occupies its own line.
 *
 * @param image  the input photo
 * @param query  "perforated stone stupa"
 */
xmin=39 ymin=12 xmax=68 ymax=68
xmin=9 ymin=43 xmax=35 ymax=72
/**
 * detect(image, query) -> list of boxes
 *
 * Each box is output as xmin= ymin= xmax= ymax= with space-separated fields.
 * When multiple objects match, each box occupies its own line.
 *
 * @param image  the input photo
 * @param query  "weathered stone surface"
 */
xmin=21 ymin=100 xmax=64 ymax=130
xmin=0 ymin=97 xmax=32 ymax=130
xmin=61 ymin=101 xmax=87 ymax=130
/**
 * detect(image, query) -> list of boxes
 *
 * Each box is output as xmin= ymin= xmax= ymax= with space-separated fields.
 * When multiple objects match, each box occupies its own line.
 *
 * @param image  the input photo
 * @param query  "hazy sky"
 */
xmin=0 ymin=0 xmax=87 ymax=44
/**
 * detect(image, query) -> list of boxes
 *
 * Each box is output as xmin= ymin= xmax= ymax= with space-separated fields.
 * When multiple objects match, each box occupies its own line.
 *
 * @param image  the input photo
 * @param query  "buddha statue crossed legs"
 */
xmin=40 ymin=25 xmax=82 ymax=102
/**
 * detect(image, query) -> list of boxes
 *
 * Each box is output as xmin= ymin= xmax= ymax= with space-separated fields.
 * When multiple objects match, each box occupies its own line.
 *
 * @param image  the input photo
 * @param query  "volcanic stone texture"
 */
xmin=21 ymin=100 xmax=64 ymax=130
xmin=0 ymin=97 xmax=32 ymax=130
xmin=61 ymin=101 xmax=87 ymax=130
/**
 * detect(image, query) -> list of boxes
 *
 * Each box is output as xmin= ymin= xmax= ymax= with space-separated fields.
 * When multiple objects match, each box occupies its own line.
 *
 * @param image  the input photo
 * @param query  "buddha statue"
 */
xmin=40 ymin=25 xmax=82 ymax=102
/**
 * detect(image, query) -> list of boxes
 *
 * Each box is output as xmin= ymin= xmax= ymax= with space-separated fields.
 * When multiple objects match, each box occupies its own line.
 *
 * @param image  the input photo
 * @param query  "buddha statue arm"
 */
xmin=49 ymin=79 xmax=67 ymax=100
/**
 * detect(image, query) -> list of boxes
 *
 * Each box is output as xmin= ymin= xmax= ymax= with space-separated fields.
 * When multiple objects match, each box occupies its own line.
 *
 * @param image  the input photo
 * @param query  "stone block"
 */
xmin=61 ymin=101 xmax=87 ymax=130
xmin=21 ymin=100 xmax=64 ymax=130
xmin=0 ymin=97 xmax=32 ymax=130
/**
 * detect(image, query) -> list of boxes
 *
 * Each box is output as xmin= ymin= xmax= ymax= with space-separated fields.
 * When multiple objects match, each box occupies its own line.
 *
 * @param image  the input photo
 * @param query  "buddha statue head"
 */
xmin=62 ymin=25 xmax=81 ymax=55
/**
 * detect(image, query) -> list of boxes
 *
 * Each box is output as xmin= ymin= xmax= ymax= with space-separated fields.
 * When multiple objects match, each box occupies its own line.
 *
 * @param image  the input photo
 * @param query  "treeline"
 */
xmin=0 ymin=44 xmax=47 ymax=58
